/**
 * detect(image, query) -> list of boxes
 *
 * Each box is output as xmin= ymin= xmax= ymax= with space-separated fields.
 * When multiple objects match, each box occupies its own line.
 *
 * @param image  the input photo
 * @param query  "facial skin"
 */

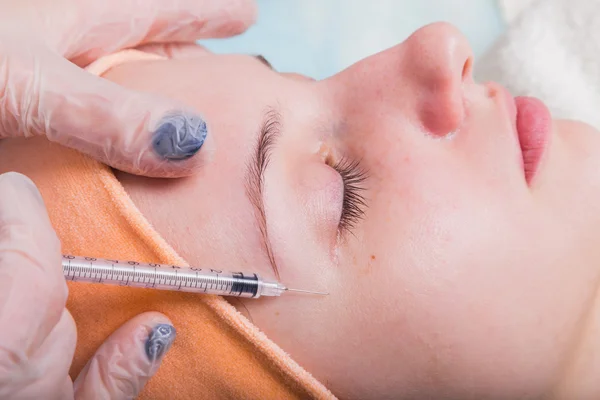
xmin=103 ymin=23 xmax=600 ymax=399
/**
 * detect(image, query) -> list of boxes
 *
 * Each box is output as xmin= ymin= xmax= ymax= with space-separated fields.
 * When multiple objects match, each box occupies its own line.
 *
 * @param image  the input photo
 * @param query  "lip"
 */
xmin=496 ymin=85 xmax=552 ymax=184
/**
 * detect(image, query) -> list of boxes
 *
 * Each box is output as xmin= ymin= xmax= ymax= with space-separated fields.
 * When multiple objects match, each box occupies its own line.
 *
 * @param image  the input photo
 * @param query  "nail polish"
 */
xmin=153 ymin=113 xmax=208 ymax=160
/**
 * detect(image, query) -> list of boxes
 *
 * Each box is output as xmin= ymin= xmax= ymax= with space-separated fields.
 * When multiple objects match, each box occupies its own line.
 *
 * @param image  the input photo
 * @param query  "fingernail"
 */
xmin=145 ymin=324 xmax=176 ymax=362
xmin=152 ymin=113 xmax=208 ymax=160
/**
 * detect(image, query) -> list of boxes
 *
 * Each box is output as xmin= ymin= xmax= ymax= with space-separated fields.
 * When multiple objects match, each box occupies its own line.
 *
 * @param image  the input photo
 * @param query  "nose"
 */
xmin=332 ymin=22 xmax=474 ymax=137
xmin=404 ymin=23 xmax=473 ymax=135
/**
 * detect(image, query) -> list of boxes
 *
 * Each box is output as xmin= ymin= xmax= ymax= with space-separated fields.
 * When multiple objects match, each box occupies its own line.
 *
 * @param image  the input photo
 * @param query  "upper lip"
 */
xmin=488 ymin=82 xmax=523 ymax=167
xmin=487 ymin=82 xmax=552 ymax=184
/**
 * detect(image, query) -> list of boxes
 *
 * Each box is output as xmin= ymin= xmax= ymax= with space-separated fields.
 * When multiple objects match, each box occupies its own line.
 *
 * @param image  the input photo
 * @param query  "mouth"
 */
xmin=495 ymin=85 xmax=552 ymax=184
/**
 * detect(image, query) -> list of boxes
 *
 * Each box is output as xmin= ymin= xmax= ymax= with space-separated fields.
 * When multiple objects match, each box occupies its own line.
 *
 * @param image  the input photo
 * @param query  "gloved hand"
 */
xmin=0 ymin=172 xmax=177 ymax=399
xmin=0 ymin=0 xmax=257 ymax=177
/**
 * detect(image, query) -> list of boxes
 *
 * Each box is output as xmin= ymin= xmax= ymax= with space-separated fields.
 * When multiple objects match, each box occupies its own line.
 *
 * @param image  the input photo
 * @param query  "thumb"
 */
xmin=73 ymin=312 xmax=176 ymax=400
xmin=0 ymin=41 xmax=208 ymax=177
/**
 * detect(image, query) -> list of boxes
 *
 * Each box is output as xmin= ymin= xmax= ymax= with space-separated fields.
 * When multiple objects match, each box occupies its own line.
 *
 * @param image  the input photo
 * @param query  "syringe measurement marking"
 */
xmin=68 ymin=259 xmax=74 ymax=281
xmin=63 ymin=260 xmax=240 ymax=295
xmin=95 ymin=260 xmax=103 ymax=284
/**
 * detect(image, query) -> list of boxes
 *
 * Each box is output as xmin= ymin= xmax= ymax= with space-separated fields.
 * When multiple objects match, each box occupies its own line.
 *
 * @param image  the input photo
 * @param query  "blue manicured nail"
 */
xmin=145 ymin=324 xmax=176 ymax=361
xmin=152 ymin=113 xmax=208 ymax=160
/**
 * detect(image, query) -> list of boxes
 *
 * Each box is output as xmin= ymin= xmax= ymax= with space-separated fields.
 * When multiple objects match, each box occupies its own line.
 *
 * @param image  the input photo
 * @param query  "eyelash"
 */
xmin=332 ymin=157 xmax=368 ymax=235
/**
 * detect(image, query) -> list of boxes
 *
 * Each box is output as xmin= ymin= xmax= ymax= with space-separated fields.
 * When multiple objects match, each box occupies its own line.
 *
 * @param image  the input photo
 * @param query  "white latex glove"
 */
xmin=0 ymin=172 xmax=177 ymax=399
xmin=0 ymin=0 xmax=257 ymax=177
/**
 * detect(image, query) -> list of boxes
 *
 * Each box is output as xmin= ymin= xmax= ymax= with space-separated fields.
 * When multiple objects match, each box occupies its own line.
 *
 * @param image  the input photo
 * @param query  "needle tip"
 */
xmin=285 ymin=287 xmax=329 ymax=296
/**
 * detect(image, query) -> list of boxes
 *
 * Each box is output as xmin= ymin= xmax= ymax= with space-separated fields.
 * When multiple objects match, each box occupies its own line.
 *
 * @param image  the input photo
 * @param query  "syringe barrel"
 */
xmin=62 ymin=255 xmax=272 ymax=298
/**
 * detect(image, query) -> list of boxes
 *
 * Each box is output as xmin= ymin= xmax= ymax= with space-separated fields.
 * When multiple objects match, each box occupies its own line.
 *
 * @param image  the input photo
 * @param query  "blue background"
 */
xmin=200 ymin=0 xmax=506 ymax=80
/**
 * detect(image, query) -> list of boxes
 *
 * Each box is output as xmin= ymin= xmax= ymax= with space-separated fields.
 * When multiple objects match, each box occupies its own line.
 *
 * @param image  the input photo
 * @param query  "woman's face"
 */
xmin=107 ymin=23 xmax=600 ymax=399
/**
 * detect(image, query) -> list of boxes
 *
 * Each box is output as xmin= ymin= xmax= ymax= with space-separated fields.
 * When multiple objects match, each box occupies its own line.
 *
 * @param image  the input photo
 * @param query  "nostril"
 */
xmin=462 ymin=56 xmax=473 ymax=82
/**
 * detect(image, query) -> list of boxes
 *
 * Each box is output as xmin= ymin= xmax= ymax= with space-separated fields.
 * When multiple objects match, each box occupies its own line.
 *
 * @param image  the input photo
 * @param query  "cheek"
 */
xmin=416 ymin=223 xmax=585 ymax=392
xmin=352 ymin=170 xmax=598 ymax=394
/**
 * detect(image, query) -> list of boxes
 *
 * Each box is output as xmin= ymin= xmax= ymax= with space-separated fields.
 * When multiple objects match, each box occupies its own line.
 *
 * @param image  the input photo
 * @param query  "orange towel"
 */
xmin=0 ymin=50 xmax=334 ymax=399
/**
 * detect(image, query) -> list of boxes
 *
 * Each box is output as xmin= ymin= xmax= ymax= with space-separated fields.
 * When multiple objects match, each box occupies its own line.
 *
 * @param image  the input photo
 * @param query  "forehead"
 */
xmin=105 ymin=53 xmax=280 ymax=156
xmin=104 ymin=53 xmax=279 ymax=109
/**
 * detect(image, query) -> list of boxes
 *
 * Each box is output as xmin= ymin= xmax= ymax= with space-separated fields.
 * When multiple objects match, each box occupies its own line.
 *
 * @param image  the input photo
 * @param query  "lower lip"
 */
xmin=514 ymin=96 xmax=552 ymax=184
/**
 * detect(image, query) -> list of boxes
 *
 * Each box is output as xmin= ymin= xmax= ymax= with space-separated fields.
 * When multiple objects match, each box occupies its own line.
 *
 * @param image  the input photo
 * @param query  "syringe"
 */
xmin=62 ymin=254 xmax=328 ymax=298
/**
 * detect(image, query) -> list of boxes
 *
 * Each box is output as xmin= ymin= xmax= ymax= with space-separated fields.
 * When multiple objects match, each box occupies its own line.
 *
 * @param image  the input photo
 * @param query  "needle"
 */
xmin=285 ymin=287 xmax=329 ymax=296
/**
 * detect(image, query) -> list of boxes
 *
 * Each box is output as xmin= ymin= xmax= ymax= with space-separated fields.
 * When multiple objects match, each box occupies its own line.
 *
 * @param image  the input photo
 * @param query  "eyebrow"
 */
xmin=245 ymin=107 xmax=282 ymax=279
xmin=253 ymin=55 xmax=273 ymax=69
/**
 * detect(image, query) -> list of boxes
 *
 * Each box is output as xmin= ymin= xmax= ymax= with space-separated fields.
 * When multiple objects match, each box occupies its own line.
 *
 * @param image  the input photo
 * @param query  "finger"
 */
xmin=0 ymin=43 xmax=209 ymax=177
xmin=73 ymin=312 xmax=176 ymax=400
xmin=32 ymin=309 xmax=77 ymax=393
xmin=0 ymin=173 xmax=67 ymax=359
xmin=39 ymin=0 xmax=258 ymax=66
xmin=61 ymin=377 xmax=75 ymax=400
xmin=135 ymin=43 xmax=212 ymax=60
xmin=2 ymin=309 xmax=77 ymax=400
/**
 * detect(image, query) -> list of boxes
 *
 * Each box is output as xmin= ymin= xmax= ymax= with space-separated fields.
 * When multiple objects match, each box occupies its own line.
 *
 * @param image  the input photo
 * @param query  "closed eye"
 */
xmin=332 ymin=157 xmax=368 ymax=235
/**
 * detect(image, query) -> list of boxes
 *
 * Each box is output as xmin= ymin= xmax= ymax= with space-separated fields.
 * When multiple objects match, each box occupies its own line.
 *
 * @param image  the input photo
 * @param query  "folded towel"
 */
xmin=0 ymin=49 xmax=334 ymax=399
xmin=476 ymin=0 xmax=600 ymax=130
